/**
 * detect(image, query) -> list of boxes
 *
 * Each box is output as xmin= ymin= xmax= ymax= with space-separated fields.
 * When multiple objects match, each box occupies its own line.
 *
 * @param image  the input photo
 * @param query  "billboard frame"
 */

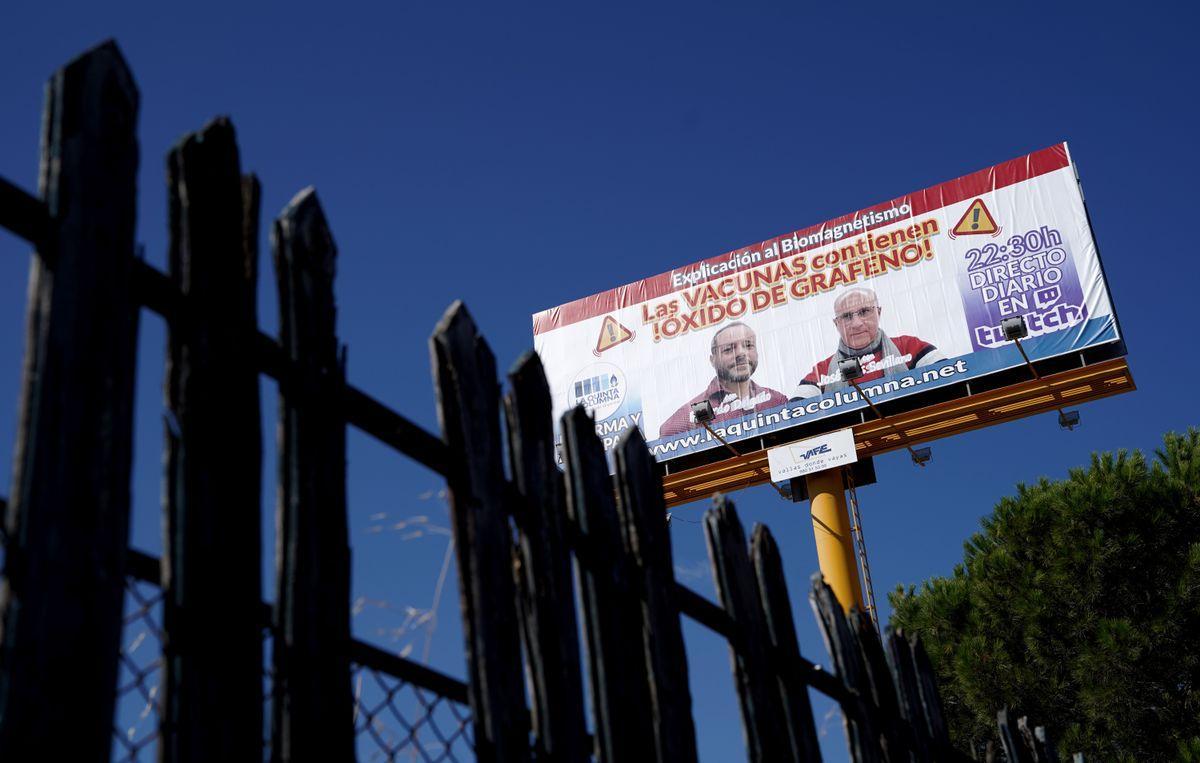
xmin=660 ymin=354 xmax=1133 ymax=508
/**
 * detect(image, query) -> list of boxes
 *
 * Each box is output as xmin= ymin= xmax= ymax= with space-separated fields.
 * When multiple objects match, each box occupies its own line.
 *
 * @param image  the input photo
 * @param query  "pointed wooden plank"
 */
xmin=562 ymin=406 xmax=654 ymax=762
xmin=160 ymin=117 xmax=264 ymax=763
xmin=1018 ymin=717 xmax=1036 ymax=761
xmin=431 ymin=302 xmax=529 ymax=763
xmin=0 ymin=40 xmax=141 ymax=759
xmin=750 ymin=525 xmax=822 ymax=762
xmin=615 ymin=429 xmax=698 ymax=763
xmin=161 ymin=117 xmax=263 ymax=762
xmin=704 ymin=497 xmax=789 ymax=763
xmin=848 ymin=610 xmax=909 ymax=760
xmin=1014 ymin=717 xmax=1058 ymax=763
xmin=504 ymin=352 xmax=588 ymax=763
xmin=809 ymin=576 xmax=882 ymax=763
xmin=884 ymin=629 xmax=933 ymax=761
xmin=997 ymin=709 xmax=1033 ymax=763
xmin=1033 ymin=726 xmax=1059 ymax=763
xmin=909 ymin=634 xmax=952 ymax=750
xmin=270 ymin=189 xmax=354 ymax=761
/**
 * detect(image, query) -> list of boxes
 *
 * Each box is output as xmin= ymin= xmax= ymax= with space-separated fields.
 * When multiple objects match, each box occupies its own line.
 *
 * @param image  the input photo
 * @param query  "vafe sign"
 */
xmin=767 ymin=428 xmax=858 ymax=482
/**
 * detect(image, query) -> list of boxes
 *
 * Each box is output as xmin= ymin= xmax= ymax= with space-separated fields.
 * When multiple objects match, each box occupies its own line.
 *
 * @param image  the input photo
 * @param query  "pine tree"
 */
xmin=889 ymin=428 xmax=1200 ymax=760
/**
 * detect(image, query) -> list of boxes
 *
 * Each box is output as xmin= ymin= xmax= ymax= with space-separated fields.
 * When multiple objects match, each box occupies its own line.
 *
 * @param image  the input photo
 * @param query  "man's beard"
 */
xmin=716 ymin=362 xmax=755 ymax=385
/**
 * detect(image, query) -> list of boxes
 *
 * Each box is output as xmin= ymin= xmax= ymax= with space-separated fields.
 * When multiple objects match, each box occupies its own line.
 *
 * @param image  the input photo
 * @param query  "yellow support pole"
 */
xmin=806 ymin=468 xmax=864 ymax=613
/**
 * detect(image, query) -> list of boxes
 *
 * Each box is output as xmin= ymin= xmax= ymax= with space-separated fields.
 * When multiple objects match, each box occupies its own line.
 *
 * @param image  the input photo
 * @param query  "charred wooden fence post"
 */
xmin=810 ymin=576 xmax=884 ymax=762
xmin=614 ymin=429 xmax=698 ymax=763
xmin=562 ymin=407 xmax=655 ymax=762
xmin=750 ymin=525 xmax=822 ymax=762
xmin=504 ymin=352 xmax=589 ymax=763
xmin=271 ymin=190 xmax=354 ymax=762
xmin=1030 ymin=723 xmax=1059 ymax=763
xmin=909 ymin=632 xmax=952 ymax=754
xmin=431 ymin=302 xmax=530 ymax=763
xmin=997 ymin=709 xmax=1034 ymax=763
xmin=704 ymin=497 xmax=790 ymax=762
xmin=161 ymin=117 xmax=263 ymax=761
xmin=0 ymin=40 xmax=141 ymax=759
xmin=996 ymin=710 xmax=1060 ymax=763
xmin=885 ymin=629 xmax=934 ymax=761
xmin=848 ymin=609 xmax=909 ymax=760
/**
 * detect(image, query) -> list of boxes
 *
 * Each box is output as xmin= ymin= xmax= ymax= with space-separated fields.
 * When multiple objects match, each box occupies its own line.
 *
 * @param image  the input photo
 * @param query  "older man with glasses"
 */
xmin=794 ymin=286 xmax=944 ymax=398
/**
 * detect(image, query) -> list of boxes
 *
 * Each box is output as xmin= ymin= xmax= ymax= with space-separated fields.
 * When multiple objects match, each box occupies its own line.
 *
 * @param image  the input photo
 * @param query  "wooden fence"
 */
xmin=0 ymin=40 xmax=468 ymax=763
xmin=0 ymin=40 xmax=1071 ymax=762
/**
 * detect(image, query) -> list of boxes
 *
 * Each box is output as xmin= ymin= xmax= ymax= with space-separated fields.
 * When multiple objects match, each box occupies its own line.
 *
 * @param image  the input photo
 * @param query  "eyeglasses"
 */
xmin=834 ymin=306 xmax=879 ymax=323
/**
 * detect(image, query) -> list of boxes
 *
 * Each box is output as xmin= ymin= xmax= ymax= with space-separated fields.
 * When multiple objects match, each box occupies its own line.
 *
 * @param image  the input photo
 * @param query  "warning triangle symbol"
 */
xmin=952 ymin=199 xmax=1000 ymax=236
xmin=594 ymin=316 xmax=634 ymax=355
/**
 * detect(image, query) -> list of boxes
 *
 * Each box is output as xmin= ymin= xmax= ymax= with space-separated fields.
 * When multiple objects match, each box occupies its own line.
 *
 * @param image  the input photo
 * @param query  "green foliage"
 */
xmin=889 ymin=428 xmax=1200 ymax=760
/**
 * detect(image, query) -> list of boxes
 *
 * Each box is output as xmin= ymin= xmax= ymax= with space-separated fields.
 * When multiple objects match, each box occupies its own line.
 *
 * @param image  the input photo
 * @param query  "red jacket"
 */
xmin=801 ymin=335 xmax=937 ymax=391
xmin=658 ymin=377 xmax=789 ymax=438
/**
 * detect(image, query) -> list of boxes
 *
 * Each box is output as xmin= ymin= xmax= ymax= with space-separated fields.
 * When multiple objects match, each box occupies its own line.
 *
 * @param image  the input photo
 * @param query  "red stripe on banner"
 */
xmin=531 ymin=143 xmax=1071 ymax=336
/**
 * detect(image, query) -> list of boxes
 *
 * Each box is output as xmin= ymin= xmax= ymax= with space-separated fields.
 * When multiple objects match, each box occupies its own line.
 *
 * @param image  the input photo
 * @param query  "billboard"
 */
xmin=533 ymin=143 xmax=1121 ymax=463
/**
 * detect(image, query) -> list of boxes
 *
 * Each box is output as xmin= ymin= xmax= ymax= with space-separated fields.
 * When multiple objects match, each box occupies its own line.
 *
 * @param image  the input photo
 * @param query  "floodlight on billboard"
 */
xmin=532 ymin=143 xmax=1125 ymax=467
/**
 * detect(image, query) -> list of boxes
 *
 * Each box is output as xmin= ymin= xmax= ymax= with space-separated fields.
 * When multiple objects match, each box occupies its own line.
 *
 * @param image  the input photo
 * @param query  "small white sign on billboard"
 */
xmin=767 ymin=428 xmax=858 ymax=482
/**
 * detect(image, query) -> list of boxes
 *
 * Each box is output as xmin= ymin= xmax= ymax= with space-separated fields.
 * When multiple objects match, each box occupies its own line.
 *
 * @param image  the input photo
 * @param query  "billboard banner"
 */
xmin=533 ymin=143 xmax=1121 ymax=463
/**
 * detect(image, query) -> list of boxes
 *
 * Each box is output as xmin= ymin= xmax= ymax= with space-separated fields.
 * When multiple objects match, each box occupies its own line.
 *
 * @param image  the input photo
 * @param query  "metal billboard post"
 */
xmin=801 ymin=354 xmax=905 ymax=616
xmin=806 ymin=468 xmax=864 ymax=613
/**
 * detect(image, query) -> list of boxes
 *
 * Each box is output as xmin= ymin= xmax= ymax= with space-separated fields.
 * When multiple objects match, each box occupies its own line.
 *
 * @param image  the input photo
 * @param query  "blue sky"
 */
xmin=1 ymin=3 xmax=1196 ymax=760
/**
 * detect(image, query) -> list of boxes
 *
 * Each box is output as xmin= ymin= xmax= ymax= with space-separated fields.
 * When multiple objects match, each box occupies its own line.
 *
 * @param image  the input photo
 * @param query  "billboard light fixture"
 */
xmin=838 ymin=356 xmax=864 ymax=381
xmin=1001 ymin=315 xmax=1029 ymax=341
xmin=691 ymin=400 xmax=715 ymax=425
xmin=1005 ymin=317 xmax=1081 ymax=435
xmin=846 ymin=376 xmax=931 ymax=473
xmin=692 ymin=405 xmax=788 ymax=499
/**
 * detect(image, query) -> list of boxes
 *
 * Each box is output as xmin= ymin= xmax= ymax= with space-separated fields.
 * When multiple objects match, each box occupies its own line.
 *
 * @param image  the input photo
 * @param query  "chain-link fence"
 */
xmin=113 ymin=577 xmax=164 ymax=762
xmin=353 ymin=666 xmax=474 ymax=762
xmin=112 ymin=566 xmax=473 ymax=762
